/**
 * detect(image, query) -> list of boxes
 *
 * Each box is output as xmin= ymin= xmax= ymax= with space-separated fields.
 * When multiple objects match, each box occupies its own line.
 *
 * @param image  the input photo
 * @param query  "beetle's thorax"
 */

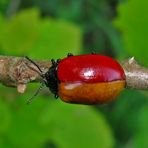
xmin=44 ymin=62 xmax=59 ymax=98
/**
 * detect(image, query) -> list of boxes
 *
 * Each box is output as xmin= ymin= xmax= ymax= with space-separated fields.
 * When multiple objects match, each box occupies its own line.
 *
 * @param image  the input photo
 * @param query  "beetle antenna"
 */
xmin=27 ymin=83 xmax=45 ymax=104
xmin=25 ymin=56 xmax=43 ymax=73
xmin=67 ymin=53 xmax=73 ymax=57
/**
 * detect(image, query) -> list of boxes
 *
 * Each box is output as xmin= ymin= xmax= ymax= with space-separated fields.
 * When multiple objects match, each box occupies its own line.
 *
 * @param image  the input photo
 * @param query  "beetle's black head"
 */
xmin=42 ymin=59 xmax=60 ymax=98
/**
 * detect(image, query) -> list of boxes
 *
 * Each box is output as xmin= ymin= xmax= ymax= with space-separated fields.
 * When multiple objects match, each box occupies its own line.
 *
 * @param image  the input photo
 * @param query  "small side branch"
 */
xmin=0 ymin=55 xmax=148 ymax=93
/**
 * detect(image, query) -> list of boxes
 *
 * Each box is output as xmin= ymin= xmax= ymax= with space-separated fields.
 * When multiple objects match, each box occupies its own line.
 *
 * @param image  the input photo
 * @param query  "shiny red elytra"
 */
xmin=26 ymin=54 xmax=126 ymax=104
xmin=58 ymin=54 xmax=125 ymax=83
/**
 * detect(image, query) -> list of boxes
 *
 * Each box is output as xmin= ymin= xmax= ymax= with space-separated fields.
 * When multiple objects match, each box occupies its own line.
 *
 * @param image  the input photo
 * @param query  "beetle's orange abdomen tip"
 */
xmin=58 ymin=81 xmax=125 ymax=105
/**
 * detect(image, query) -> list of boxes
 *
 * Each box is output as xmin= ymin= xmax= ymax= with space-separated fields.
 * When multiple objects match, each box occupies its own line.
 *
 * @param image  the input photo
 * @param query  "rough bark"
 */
xmin=0 ymin=56 xmax=51 ymax=93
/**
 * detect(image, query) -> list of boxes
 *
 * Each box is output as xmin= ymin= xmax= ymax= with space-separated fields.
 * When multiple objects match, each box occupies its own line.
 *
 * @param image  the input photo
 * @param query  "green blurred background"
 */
xmin=0 ymin=0 xmax=148 ymax=148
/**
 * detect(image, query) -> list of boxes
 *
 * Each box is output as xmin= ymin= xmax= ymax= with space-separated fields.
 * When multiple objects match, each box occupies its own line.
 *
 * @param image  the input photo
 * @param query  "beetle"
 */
xmin=26 ymin=53 xmax=126 ymax=104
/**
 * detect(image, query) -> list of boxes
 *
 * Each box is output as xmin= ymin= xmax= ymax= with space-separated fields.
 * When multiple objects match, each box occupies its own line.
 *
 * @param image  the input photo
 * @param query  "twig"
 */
xmin=122 ymin=57 xmax=148 ymax=90
xmin=0 ymin=55 xmax=148 ymax=93
xmin=0 ymin=56 xmax=51 ymax=93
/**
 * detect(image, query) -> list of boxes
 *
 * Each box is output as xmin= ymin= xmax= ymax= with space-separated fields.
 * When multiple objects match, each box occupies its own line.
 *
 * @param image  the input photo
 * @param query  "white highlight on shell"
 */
xmin=83 ymin=69 xmax=94 ymax=79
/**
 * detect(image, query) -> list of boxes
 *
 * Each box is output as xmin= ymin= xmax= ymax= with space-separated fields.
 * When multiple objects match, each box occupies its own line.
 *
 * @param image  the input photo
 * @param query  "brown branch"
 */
xmin=0 ymin=55 xmax=148 ymax=93
xmin=122 ymin=57 xmax=148 ymax=90
xmin=0 ymin=56 xmax=51 ymax=93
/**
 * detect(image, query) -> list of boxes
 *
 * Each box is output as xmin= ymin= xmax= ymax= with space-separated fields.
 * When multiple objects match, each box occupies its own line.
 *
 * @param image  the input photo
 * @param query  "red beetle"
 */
xmin=26 ymin=53 xmax=126 ymax=104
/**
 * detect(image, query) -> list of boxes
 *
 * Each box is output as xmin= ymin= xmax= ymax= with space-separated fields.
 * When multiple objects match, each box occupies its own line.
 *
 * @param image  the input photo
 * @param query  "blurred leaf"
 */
xmin=40 ymin=100 xmax=115 ymax=148
xmin=0 ymin=99 xmax=11 ymax=134
xmin=0 ymin=92 xmax=115 ymax=148
xmin=0 ymin=0 xmax=9 ymax=6
xmin=30 ymin=18 xmax=82 ymax=59
xmin=93 ymin=15 xmax=125 ymax=57
xmin=107 ymin=89 xmax=148 ymax=147
xmin=133 ymin=105 xmax=148 ymax=148
xmin=0 ymin=13 xmax=3 ymax=24
xmin=115 ymin=0 xmax=148 ymax=65
xmin=0 ymin=84 xmax=53 ymax=148
xmin=0 ymin=0 xmax=9 ymax=14
xmin=5 ymin=95 xmax=51 ymax=148
xmin=57 ymin=0 xmax=82 ymax=21
xmin=0 ymin=8 xmax=40 ymax=55
xmin=0 ymin=8 xmax=81 ymax=58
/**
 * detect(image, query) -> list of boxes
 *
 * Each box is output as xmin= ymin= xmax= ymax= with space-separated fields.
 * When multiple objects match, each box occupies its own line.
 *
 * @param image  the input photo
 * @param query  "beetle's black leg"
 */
xmin=26 ymin=83 xmax=45 ymax=104
xmin=51 ymin=59 xmax=57 ymax=66
xmin=54 ymin=94 xmax=59 ymax=99
xmin=25 ymin=56 xmax=43 ymax=73
xmin=57 ymin=59 xmax=61 ymax=63
xmin=91 ymin=51 xmax=96 ymax=54
xmin=67 ymin=53 xmax=73 ymax=57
